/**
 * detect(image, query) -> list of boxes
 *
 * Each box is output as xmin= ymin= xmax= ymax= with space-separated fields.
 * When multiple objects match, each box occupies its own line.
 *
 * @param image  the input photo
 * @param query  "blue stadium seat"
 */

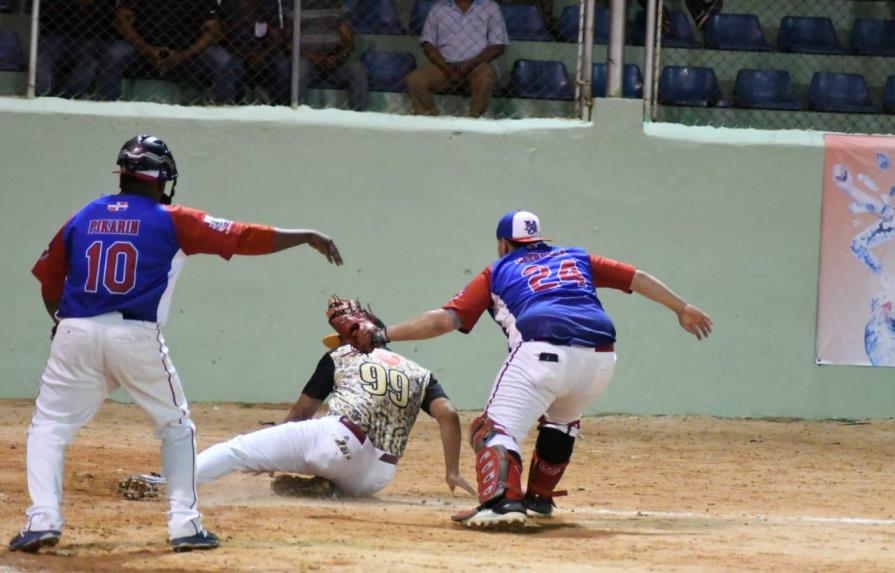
xmin=347 ymin=0 xmax=405 ymax=34
xmin=361 ymin=52 xmax=416 ymax=92
xmin=850 ymin=19 xmax=895 ymax=56
xmin=0 ymin=30 xmax=24 ymax=71
xmin=409 ymin=0 xmax=435 ymax=36
xmin=632 ymin=10 xmax=700 ymax=49
xmin=556 ymin=6 xmax=609 ymax=44
xmin=0 ymin=1 xmax=15 ymax=14
xmin=777 ymin=16 xmax=847 ymax=55
xmin=500 ymin=5 xmax=553 ymax=42
xmin=807 ymin=72 xmax=877 ymax=113
xmin=733 ymin=69 xmax=800 ymax=110
xmin=591 ymin=63 xmax=643 ymax=98
xmin=704 ymin=14 xmax=771 ymax=51
xmin=884 ymin=76 xmax=895 ymax=114
xmin=508 ymin=59 xmax=573 ymax=100
xmin=658 ymin=66 xmax=722 ymax=107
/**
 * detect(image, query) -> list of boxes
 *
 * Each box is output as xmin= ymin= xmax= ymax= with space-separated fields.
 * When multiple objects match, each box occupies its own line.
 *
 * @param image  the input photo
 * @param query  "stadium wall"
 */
xmin=1 ymin=97 xmax=892 ymax=419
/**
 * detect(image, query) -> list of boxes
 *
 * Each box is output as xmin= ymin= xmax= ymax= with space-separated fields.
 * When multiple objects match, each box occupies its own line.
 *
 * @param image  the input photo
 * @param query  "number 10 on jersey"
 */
xmin=84 ymin=240 xmax=139 ymax=295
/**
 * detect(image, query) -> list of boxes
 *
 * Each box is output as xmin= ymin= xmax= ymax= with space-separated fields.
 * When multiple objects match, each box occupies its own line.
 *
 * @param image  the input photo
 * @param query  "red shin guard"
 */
xmin=476 ymin=445 xmax=523 ymax=505
xmin=526 ymin=451 xmax=569 ymax=499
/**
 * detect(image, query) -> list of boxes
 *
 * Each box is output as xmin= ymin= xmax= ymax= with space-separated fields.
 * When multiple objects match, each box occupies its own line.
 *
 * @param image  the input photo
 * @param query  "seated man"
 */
xmin=121 ymin=297 xmax=474 ymax=499
xmin=406 ymin=0 xmax=508 ymax=118
xmin=217 ymin=0 xmax=285 ymax=103
xmin=97 ymin=0 xmax=244 ymax=104
xmin=37 ymin=0 xmax=116 ymax=98
xmin=272 ymin=0 xmax=368 ymax=110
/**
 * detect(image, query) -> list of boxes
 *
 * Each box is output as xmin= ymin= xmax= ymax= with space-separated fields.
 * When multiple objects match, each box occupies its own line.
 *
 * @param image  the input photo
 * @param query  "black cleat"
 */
xmin=170 ymin=529 xmax=220 ymax=552
xmin=523 ymin=493 xmax=556 ymax=517
xmin=452 ymin=497 xmax=528 ymax=529
xmin=8 ymin=530 xmax=61 ymax=553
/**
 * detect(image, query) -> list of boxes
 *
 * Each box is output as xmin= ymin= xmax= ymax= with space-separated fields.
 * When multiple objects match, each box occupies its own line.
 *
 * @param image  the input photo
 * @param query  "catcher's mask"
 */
xmin=322 ymin=296 xmax=385 ymax=349
xmin=115 ymin=134 xmax=179 ymax=205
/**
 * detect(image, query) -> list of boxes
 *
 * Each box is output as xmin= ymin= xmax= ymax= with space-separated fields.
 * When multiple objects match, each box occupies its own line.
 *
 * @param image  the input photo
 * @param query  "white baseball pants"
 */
xmin=23 ymin=313 xmax=204 ymax=539
xmin=196 ymin=416 xmax=397 ymax=496
xmin=483 ymin=341 xmax=617 ymax=451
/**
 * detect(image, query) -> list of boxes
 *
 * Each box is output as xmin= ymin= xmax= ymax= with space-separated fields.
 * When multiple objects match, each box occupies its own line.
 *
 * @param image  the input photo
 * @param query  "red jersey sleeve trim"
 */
xmin=234 ymin=224 xmax=276 ymax=255
xmin=166 ymin=205 xmax=274 ymax=259
xmin=442 ymin=266 xmax=493 ymax=333
xmin=32 ymin=224 xmax=69 ymax=301
xmin=590 ymin=255 xmax=636 ymax=293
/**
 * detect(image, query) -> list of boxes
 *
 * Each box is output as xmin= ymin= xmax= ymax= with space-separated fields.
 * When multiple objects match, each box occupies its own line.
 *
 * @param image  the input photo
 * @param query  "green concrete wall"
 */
xmin=1 ymin=97 xmax=892 ymax=419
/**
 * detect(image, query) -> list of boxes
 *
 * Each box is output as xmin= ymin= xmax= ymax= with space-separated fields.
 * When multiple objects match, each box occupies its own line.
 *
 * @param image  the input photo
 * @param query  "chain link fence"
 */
xmin=0 ymin=0 xmax=611 ymax=119
xmin=648 ymin=0 xmax=895 ymax=133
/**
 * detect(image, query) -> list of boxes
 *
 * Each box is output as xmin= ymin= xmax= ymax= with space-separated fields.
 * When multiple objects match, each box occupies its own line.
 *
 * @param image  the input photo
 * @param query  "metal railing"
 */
xmin=642 ymin=0 xmax=895 ymax=133
xmin=0 ymin=0 xmax=650 ymax=120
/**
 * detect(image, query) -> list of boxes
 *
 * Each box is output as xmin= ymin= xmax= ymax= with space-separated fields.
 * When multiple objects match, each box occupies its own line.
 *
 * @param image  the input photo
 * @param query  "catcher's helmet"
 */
xmin=116 ymin=134 xmax=178 ymax=204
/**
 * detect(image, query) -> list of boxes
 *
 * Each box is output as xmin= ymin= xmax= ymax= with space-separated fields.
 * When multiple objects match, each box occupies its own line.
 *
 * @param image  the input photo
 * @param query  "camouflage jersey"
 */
xmin=301 ymin=345 xmax=448 ymax=459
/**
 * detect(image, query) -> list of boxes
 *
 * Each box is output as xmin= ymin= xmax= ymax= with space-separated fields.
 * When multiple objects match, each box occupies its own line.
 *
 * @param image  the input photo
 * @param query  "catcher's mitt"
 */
xmin=271 ymin=475 xmax=338 ymax=498
xmin=326 ymin=295 xmax=388 ymax=354
xmin=118 ymin=473 xmax=166 ymax=501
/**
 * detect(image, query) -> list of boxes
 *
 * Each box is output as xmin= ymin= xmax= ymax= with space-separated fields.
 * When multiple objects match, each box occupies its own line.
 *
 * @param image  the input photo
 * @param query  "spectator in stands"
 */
xmin=406 ymin=0 xmax=508 ymax=117
xmin=272 ymin=0 xmax=368 ymax=111
xmin=96 ymin=0 xmax=244 ymax=104
xmin=218 ymin=0 xmax=286 ymax=103
xmin=636 ymin=0 xmax=722 ymax=32
xmin=37 ymin=0 xmax=116 ymax=98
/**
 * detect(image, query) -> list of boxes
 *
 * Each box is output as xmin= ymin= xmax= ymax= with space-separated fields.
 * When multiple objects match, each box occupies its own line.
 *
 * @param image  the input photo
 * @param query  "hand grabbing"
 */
xmin=445 ymin=472 xmax=476 ymax=496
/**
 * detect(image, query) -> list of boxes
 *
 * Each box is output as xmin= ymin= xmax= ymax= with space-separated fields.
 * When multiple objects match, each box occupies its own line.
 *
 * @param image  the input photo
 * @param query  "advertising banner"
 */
xmin=817 ymin=135 xmax=895 ymax=367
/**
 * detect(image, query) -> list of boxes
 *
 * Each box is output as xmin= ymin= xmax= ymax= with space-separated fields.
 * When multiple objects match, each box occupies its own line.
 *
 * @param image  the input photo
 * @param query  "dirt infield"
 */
xmin=0 ymin=400 xmax=892 ymax=572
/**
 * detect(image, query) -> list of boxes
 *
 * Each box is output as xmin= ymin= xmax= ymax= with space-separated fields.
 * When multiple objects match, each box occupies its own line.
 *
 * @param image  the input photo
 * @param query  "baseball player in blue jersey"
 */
xmin=9 ymin=135 xmax=343 ymax=553
xmin=348 ymin=210 xmax=712 ymax=529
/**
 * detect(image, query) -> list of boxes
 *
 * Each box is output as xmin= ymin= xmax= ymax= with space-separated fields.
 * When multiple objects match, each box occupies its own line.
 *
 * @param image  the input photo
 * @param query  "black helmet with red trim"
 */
xmin=116 ymin=134 xmax=178 ymax=204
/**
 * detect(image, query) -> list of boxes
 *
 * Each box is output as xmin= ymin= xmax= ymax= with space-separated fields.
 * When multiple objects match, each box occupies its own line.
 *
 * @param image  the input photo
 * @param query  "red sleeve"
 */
xmin=32 ymin=225 xmax=69 ymax=301
xmin=590 ymin=255 xmax=637 ymax=293
xmin=165 ymin=205 xmax=275 ymax=259
xmin=442 ymin=266 xmax=493 ymax=333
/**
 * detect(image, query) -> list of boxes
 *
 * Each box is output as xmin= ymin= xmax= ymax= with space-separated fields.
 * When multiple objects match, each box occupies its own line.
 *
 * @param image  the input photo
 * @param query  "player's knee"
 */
xmin=469 ymin=414 xmax=514 ymax=452
xmin=535 ymin=427 xmax=575 ymax=465
xmin=155 ymin=419 xmax=195 ymax=442
xmin=535 ymin=416 xmax=579 ymax=463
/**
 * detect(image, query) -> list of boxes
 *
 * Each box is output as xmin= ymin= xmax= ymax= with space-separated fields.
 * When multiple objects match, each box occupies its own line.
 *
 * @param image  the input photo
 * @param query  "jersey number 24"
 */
xmin=522 ymin=259 xmax=587 ymax=293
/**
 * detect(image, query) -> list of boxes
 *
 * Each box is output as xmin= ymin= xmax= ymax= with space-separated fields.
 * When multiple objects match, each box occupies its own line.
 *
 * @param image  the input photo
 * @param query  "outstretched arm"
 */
xmin=166 ymin=206 xmax=343 ymax=265
xmin=429 ymin=397 xmax=475 ymax=495
xmin=630 ymin=270 xmax=713 ymax=340
xmin=268 ymin=229 xmax=343 ymax=265
xmin=384 ymin=309 xmax=459 ymax=343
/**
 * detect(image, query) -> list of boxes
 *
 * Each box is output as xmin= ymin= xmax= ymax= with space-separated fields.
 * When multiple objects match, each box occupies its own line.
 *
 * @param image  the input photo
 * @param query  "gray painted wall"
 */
xmin=1 ymin=98 xmax=892 ymax=418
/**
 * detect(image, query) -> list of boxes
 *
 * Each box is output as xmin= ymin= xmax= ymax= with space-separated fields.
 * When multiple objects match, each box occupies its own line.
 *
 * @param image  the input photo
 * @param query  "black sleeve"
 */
xmin=421 ymin=374 xmax=449 ymax=416
xmin=301 ymin=352 xmax=336 ymax=400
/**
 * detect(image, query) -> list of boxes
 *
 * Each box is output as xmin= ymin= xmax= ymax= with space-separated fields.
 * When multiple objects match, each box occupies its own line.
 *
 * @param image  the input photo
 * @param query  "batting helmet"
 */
xmin=115 ymin=134 xmax=179 ymax=204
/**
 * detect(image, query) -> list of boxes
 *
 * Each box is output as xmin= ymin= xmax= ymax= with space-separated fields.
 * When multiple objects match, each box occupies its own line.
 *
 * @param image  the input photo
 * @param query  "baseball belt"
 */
xmin=338 ymin=416 xmax=399 ymax=465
